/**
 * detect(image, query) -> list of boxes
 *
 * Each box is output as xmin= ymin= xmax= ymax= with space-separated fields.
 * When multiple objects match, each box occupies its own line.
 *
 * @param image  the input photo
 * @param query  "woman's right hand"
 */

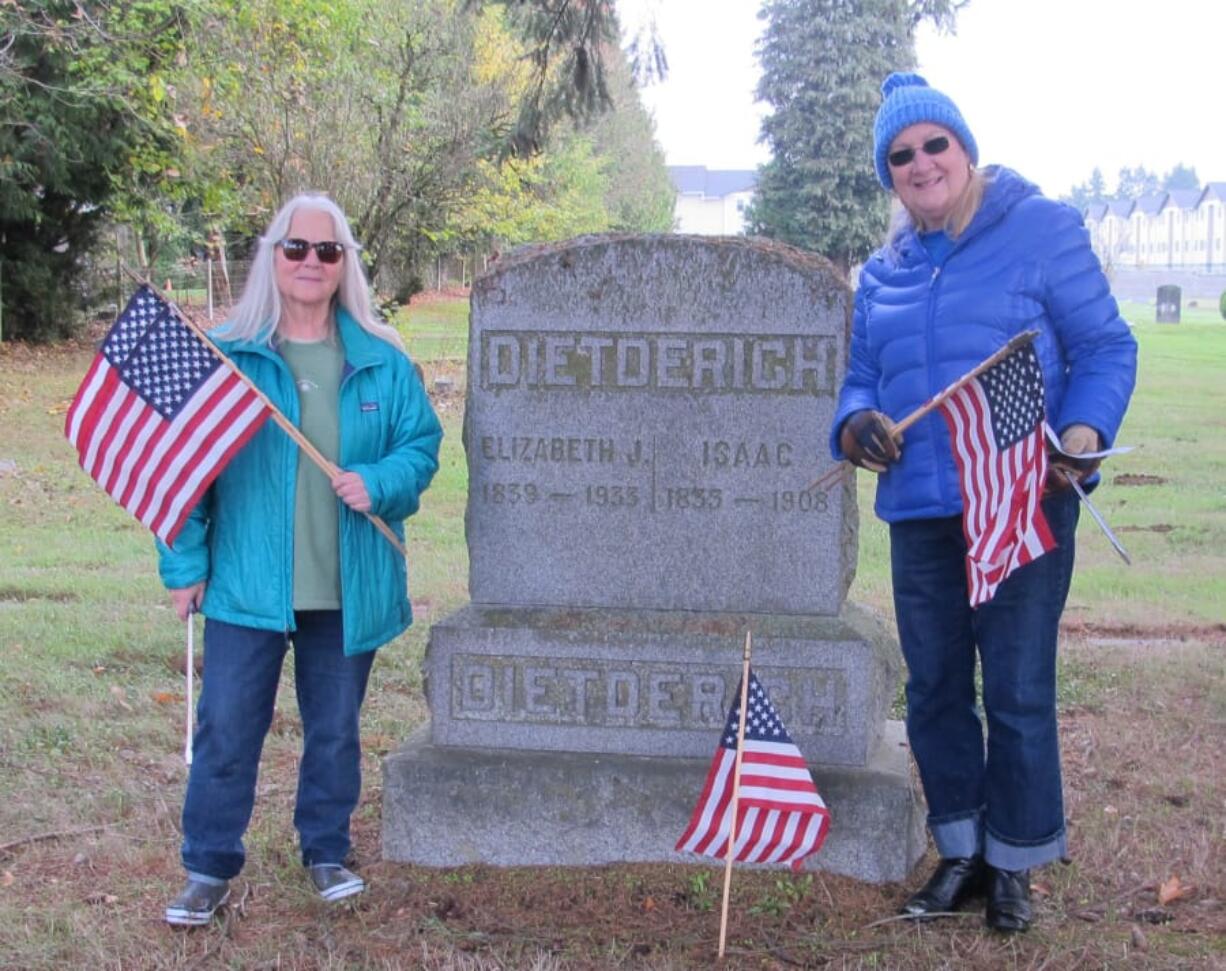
xmin=170 ymin=583 xmax=206 ymax=621
xmin=841 ymin=409 xmax=902 ymax=473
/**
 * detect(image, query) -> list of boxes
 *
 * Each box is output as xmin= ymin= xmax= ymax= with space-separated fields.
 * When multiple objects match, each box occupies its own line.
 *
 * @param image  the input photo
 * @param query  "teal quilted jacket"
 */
xmin=157 ymin=309 xmax=442 ymax=654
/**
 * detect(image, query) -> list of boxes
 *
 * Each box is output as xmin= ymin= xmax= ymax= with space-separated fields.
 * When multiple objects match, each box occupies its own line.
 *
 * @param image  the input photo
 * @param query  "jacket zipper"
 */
xmin=925 ymin=253 xmax=952 ymax=510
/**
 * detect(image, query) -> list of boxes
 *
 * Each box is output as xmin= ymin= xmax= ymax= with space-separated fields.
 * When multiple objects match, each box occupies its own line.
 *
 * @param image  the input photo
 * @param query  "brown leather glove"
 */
xmin=840 ymin=409 xmax=902 ymax=473
xmin=1046 ymin=423 xmax=1101 ymax=492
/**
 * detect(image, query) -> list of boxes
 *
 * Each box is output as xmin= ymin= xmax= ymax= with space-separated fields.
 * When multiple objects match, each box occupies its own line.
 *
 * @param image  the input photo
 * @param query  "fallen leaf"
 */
xmin=641 ymin=895 xmax=657 ymax=912
xmin=1103 ymin=804 xmax=1119 ymax=815
xmin=1130 ymin=924 xmax=1148 ymax=951
xmin=84 ymin=892 xmax=119 ymax=905
xmin=1031 ymin=881 xmax=1051 ymax=897
xmin=110 ymin=685 xmax=133 ymax=711
xmin=150 ymin=691 xmax=183 ymax=705
xmin=1 ymin=870 xmax=14 ymax=887
xmin=1158 ymin=874 xmax=1194 ymax=905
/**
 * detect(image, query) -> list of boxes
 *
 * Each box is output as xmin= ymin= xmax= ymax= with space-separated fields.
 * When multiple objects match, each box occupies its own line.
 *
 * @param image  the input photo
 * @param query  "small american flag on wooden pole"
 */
xmin=64 ymin=285 xmax=270 ymax=546
xmin=938 ymin=340 xmax=1055 ymax=606
xmin=675 ymin=665 xmax=830 ymax=871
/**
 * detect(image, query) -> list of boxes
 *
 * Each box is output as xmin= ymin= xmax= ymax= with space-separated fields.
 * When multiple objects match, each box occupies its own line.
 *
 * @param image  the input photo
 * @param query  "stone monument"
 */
xmin=382 ymin=234 xmax=925 ymax=882
xmin=1156 ymin=284 xmax=1181 ymax=323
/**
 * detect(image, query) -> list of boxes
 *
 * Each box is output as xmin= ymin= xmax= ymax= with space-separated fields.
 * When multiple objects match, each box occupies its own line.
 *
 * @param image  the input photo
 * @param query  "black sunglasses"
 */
xmin=277 ymin=238 xmax=345 ymax=264
xmin=887 ymin=135 xmax=951 ymax=168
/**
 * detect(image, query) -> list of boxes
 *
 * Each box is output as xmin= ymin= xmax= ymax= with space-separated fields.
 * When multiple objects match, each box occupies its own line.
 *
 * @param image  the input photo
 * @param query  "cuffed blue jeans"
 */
xmin=889 ymin=490 xmax=1079 ymax=871
xmin=180 ymin=612 xmax=375 ymax=881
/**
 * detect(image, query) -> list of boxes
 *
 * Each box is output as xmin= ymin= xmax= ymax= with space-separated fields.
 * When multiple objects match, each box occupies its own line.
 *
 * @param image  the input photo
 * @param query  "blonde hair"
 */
xmin=217 ymin=193 xmax=404 ymax=351
xmin=888 ymin=167 xmax=991 ymax=245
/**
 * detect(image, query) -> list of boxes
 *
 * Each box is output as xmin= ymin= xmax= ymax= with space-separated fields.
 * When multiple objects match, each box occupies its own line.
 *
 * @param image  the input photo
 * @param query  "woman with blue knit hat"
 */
xmin=830 ymin=73 xmax=1136 ymax=932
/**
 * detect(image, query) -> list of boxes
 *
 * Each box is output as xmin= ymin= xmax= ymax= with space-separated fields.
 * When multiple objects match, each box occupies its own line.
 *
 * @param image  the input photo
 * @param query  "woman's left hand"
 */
xmin=332 ymin=471 xmax=372 ymax=512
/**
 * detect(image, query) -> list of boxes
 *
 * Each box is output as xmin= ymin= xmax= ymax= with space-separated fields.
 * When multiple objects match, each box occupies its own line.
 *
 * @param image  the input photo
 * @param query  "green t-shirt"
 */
xmin=279 ymin=335 xmax=345 ymax=610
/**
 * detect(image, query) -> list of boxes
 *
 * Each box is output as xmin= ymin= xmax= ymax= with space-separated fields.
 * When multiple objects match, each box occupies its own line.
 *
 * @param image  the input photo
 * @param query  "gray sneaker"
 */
xmin=165 ymin=877 xmax=230 ymax=927
xmin=308 ymin=863 xmax=365 ymax=902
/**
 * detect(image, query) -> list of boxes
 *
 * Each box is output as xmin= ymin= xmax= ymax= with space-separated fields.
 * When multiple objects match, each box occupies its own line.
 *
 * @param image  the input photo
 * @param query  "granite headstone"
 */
xmin=383 ymin=235 xmax=925 ymax=882
xmin=1156 ymin=284 xmax=1181 ymax=323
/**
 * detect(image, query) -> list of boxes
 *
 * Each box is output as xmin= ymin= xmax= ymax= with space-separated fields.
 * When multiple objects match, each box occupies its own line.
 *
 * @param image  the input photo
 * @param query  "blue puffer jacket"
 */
xmin=157 ymin=309 xmax=443 ymax=654
xmin=830 ymin=166 xmax=1137 ymax=524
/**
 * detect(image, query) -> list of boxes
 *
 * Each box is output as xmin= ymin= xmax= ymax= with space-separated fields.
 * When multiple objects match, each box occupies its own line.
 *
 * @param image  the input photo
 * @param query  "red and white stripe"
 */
xmin=65 ymin=356 xmax=268 ymax=546
xmin=941 ymin=379 xmax=1054 ymax=606
xmin=676 ymin=740 xmax=830 ymax=872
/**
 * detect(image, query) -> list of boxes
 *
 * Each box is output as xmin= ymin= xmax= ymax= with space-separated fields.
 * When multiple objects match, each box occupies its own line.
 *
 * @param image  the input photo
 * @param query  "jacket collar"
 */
xmin=221 ymin=306 xmax=386 ymax=371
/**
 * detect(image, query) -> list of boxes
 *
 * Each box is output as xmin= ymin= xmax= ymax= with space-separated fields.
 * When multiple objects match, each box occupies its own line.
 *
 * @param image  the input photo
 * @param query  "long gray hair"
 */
xmin=217 ymin=193 xmax=403 ymax=350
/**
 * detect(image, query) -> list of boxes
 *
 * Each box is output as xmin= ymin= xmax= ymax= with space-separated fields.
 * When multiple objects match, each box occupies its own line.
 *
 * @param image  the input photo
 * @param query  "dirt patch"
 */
xmin=1061 ymin=620 xmax=1226 ymax=645
xmin=1113 ymin=473 xmax=1167 ymax=486
xmin=4 ymin=640 xmax=1224 ymax=969
xmin=410 ymin=286 xmax=471 ymax=305
xmin=1117 ymin=524 xmax=1175 ymax=533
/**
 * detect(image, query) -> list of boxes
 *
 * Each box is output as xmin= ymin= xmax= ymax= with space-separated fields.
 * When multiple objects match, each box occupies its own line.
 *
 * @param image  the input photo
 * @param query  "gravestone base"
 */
xmin=418 ymin=603 xmax=901 ymax=768
xmin=382 ymin=721 xmax=925 ymax=883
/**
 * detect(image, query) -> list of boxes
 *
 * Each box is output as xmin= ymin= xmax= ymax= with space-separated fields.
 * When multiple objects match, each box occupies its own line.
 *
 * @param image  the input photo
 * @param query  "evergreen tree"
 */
xmin=747 ymin=0 xmax=929 ymax=275
xmin=0 ymin=1 xmax=187 ymax=340
xmin=1114 ymin=165 xmax=1161 ymax=201
xmin=1064 ymin=167 xmax=1109 ymax=209
xmin=1162 ymin=163 xmax=1199 ymax=192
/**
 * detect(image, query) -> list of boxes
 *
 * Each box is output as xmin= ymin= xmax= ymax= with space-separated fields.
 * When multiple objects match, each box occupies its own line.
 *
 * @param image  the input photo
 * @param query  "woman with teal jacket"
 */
xmin=158 ymin=194 xmax=442 ymax=926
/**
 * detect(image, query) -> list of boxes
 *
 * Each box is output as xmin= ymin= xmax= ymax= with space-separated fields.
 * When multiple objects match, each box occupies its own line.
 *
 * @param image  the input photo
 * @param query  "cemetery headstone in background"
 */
xmin=1156 ymin=284 xmax=1182 ymax=323
xmin=382 ymin=234 xmax=925 ymax=881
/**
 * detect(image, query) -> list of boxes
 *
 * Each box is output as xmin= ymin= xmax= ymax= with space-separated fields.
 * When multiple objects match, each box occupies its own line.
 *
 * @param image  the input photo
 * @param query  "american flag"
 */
xmin=675 ymin=669 xmax=830 ymax=872
xmin=938 ymin=341 xmax=1055 ymax=606
xmin=64 ymin=285 xmax=270 ymax=546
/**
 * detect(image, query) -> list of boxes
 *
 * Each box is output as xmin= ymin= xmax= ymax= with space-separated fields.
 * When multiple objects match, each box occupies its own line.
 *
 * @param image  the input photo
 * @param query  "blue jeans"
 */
xmin=889 ymin=490 xmax=1079 ymax=870
xmin=180 ymin=612 xmax=375 ymax=881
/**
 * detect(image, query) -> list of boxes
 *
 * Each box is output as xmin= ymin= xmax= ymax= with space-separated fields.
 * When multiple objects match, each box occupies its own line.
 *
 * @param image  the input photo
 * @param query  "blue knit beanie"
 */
xmin=873 ymin=72 xmax=978 ymax=189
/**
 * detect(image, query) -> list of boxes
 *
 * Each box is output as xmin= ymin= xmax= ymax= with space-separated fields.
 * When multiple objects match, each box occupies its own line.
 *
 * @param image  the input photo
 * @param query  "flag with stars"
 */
xmin=939 ymin=341 xmax=1056 ymax=606
xmin=64 ymin=285 xmax=270 ymax=546
xmin=675 ymin=669 xmax=830 ymax=872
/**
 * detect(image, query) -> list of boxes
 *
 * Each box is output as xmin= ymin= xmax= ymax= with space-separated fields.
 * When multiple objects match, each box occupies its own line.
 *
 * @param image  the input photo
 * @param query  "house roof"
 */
xmin=668 ymin=165 xmax=757 ymax=198
xmin=1162 ymin=189 xmax=1201 ymax=211
xmin=1108 ymin=199 xmax=1135 ymax=219
xmin=1084 ymin=202 xmax=1108 ymax=221
xmin=1134 ymin=193 xmax=1167 ymax=216
xmin=1198 ymin=182 xmax=1226 ymax=204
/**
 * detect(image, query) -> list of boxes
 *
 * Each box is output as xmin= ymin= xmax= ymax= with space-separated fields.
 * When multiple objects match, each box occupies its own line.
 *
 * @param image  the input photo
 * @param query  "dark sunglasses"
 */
xmin=277 ymin=238 xmax=345 ymax=264
xmin=887 ymin=135 xmax=951 ymax=168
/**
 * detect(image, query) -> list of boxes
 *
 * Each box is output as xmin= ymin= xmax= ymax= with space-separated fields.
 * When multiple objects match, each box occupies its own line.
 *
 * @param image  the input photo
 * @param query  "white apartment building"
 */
xmin=1084 ymin=182 xmax=1226 ymax=272
xmin=667 ymin=166 xmax=757 ymax=235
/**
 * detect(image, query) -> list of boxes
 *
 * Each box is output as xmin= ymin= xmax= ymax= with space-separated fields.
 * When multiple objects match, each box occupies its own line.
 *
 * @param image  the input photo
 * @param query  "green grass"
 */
xmin=1117 ymin=298 xmax=1225 ymax=326
xmin=0 ymin=311 xmax=1223 ymax=968
xmin=394 ymin=297 xmax=470 ymax=363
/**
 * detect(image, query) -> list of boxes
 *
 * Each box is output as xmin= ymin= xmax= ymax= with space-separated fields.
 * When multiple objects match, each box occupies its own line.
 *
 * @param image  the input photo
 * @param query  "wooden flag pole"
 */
xmin=120 ymin=268 xmax=406 ymax=557
xmin=805 ymin=329 xmax=1042 ymax=492
xmin=718 ymin=630 xmax=754 ymax=959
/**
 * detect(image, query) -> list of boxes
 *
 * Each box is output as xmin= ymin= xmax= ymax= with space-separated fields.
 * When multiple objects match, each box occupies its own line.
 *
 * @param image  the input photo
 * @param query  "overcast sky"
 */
xmin=620 ymin=0 xmax=1224 ymax=199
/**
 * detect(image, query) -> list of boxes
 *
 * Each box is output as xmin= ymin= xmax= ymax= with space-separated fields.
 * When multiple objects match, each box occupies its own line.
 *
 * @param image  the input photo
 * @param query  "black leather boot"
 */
xmin=985 ymin=866 xmax=1032 ymax=932
xmin=899 ymin=856 xmax=986 ymax=918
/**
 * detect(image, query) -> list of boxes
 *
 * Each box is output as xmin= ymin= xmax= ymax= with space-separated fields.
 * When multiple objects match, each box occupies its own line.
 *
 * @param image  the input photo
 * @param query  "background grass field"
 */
xmin=0 ymin=300 xmax=1222 ymax=969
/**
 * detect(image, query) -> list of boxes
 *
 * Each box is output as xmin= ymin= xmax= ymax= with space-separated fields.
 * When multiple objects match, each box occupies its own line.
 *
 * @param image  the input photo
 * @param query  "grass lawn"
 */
xmin=396 ymin=293 xmax=470 ymax=364
xmin=0 ymin=304 xmax=1222 ymax=969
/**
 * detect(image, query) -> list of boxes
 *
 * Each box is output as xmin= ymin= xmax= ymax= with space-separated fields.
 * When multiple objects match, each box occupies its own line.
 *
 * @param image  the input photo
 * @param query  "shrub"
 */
xmin=1219 ymin=289 xmax=1226 ymax=321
